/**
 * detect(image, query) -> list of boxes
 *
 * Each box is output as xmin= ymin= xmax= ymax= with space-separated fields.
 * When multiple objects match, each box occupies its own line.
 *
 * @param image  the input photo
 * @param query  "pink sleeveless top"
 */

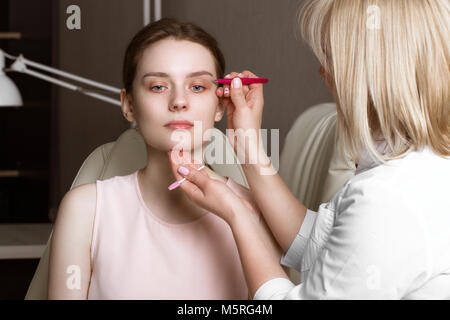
xmin=87 ymin=170 xmax=257 ymax=300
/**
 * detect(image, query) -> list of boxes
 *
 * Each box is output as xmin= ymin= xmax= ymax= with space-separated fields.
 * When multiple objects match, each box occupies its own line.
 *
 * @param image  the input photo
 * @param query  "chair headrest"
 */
xmin=100 ymin=128 xmax=147 ymax=180
xmin=279 ymin=103 xmax=355 ymax=211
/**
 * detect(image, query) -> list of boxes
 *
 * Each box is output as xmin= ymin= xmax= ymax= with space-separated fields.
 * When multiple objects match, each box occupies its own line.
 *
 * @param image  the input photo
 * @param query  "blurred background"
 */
xmin=0 ymin=0 xmax=332 ymax=299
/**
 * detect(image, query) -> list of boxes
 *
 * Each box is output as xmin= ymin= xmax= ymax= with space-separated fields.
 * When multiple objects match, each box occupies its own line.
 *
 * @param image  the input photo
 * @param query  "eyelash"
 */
xmin=151 ymin=85 xmax=166 ymax=92
xmin=191 ymin=85 xmax=205 ymax=92
xmin=149 ymin=84 xmax=206 ymax=93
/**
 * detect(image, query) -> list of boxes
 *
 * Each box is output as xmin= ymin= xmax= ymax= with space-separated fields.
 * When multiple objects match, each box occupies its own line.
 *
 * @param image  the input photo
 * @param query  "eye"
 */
xmin=151 ymin=85 xmax=167 ymax=93
xmin=191 ymin=85 xmax=205 ymax=93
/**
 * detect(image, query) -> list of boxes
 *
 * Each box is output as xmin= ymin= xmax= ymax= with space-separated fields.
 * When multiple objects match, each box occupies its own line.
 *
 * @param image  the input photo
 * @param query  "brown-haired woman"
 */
xmin=48 ymin=18 xmax=282 ymax=300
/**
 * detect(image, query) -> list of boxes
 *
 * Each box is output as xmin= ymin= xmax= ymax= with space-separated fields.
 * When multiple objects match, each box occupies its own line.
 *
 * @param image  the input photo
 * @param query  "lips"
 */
xmin=165 ymin=120 xmax=194 ymax=130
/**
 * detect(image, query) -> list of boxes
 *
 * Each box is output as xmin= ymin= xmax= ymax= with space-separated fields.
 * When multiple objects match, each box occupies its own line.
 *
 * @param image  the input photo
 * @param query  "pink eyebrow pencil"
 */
xmin=168 ymin=165 xmax=205 ymax=191
xmin=213 ymin=77 xmax=269 ymax=85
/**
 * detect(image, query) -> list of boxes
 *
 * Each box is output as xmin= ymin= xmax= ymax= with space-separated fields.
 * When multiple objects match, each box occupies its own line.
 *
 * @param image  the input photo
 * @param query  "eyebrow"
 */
xmin=142 ymin=71 xmax=214 ymax=79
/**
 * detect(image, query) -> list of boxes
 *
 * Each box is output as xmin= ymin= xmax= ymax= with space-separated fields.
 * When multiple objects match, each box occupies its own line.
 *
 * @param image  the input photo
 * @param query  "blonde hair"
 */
xmin=298 ymin=0 xmax=450 ymax=163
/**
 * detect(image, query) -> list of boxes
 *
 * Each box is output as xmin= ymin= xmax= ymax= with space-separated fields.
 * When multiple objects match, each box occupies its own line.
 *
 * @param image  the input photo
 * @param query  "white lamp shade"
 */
xmin=0 ymin=73 xmax=23 ymax=106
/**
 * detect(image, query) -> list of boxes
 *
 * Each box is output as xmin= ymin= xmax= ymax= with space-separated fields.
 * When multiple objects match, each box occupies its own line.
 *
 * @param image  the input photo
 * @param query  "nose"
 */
xmin=169 ymin=87 xmax=188 ymax=112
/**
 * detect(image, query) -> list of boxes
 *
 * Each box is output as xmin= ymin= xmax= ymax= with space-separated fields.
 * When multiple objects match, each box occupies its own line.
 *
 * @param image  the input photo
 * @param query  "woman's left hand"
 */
xmin=168 ymin=150 xmax=254 ymax=224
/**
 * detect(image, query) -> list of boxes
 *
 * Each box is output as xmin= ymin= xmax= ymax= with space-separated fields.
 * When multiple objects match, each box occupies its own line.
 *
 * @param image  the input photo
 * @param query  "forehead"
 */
xmin=137 ymin=39 xmax=217 ymax=77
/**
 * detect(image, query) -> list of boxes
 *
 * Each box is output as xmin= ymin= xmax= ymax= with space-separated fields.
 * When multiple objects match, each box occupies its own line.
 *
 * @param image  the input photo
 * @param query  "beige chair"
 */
xmin=25 ymin=102 xmax=355 ymax=299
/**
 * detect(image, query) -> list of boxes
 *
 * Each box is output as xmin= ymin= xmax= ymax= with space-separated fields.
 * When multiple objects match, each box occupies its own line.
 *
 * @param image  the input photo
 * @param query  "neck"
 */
xmin=139 ymin=144 xmax=205 ymax=202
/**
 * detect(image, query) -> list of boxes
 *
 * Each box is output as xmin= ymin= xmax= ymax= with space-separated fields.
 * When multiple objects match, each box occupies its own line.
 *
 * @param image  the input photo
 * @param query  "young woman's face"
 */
xmin=129 ymin=39 xmax=223 ymax=152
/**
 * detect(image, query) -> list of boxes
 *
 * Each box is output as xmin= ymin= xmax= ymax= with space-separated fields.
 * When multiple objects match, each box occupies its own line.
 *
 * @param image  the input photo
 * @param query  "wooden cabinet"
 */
xmin=0 ymin=1 xmax=56 ymax=300
xmin=0 ymin=105 xmax=51 ymax=223
xmin=0 ymin=0 xmax=55 ymax=224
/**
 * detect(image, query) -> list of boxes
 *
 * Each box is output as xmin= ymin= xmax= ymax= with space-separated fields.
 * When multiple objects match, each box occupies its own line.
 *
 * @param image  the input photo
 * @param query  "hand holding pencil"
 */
xmin=215 ymin=71 xmax=266 ymax=163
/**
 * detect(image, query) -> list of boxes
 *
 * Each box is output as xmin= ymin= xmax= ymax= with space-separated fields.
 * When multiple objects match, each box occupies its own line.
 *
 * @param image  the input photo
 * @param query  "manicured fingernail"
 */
xmin=238 ymin=73 xmax=243 ymax=77
xmin=224 ymin=87 xmax=229 ymax=95
xmin=178 ymin=166 xmax=190 ymax=176
xmin=225 ymin=74 xmax=231 ymax=78
xmin=232 ymin=77 xmax=241 ymax=88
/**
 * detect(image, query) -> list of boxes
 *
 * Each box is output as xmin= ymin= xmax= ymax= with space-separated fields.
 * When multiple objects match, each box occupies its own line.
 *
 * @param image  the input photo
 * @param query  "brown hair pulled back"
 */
xmin=122 ymin=18 xmax=226 ymax=94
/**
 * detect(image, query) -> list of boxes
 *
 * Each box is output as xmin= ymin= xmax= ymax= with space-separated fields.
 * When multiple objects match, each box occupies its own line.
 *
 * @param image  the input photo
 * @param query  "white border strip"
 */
xmin=154 ymin=0 xmax=161 ymax=21
xmin=143 ymin=0 xmax=151 ymax=25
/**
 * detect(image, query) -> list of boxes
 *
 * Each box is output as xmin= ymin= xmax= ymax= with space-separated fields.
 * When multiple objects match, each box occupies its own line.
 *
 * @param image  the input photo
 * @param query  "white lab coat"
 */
xmin=255 ymin=145 xmax=450 ymax=299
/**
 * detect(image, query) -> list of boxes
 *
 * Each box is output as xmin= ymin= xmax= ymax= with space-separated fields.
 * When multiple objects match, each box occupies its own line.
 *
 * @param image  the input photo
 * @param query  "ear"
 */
xmin=318 ymin=66 xmax=335 ymax=97
xmin=214 ymin=100 xmax=225 ymax=122
xmin=120 ymin=88 xmax=136 ymax=122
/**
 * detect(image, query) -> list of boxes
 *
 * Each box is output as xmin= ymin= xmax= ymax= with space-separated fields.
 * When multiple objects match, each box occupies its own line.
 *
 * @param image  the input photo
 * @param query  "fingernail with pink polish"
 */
xmin=178 ymin=166 xmax=190 ymax=176
xmin=232 ymin=77 xmax=241 ymax=88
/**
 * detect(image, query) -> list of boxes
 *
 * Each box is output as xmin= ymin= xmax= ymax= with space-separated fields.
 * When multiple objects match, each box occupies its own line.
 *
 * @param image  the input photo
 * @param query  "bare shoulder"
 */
xmin=54 ymin=183 xmax=97 ymax=244
xmin=59 ymin=183 xmax=97 ymax=218
xmin=49 ymin=182 xmax=97 ymax=299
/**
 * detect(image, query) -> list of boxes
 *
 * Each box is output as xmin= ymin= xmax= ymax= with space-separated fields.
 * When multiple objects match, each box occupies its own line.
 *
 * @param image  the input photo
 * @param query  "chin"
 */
xmin=147 ymin=133 xmax=206 ymax=153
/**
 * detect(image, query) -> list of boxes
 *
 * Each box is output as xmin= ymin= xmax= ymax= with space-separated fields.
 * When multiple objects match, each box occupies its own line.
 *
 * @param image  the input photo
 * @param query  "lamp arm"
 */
xmin=22 ymin=67 xmax=121 ymax=106
xmin=2 ymin=51 xmax=121 ymax=106
xmin=5 ymin=53 xmax=121 ymax=94
xmin=21 ymin=56 xmax=121 ymax=94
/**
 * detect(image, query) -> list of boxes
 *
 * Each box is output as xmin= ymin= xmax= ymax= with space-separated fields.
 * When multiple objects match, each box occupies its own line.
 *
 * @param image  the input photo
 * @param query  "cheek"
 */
xmin=191 ymin=93 xmax=219 ymax=118
xmin=134 ymin=93 xmax=167 ymax=122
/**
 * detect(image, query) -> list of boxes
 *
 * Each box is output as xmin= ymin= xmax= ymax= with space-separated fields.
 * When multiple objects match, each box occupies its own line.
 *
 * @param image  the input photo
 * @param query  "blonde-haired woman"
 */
xmin=169 ymin=0 xmax=450 ymax=299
